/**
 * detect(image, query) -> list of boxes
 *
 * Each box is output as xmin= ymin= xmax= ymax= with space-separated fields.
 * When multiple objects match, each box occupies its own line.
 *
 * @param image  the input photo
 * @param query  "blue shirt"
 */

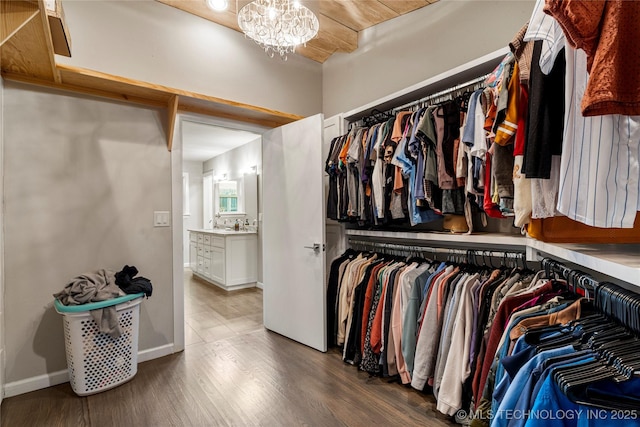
xmin=395 ymin=126 xmax=440 ymax=225
xmin=491 ymin=345 xmax=577 ymax=427
xmin=462 ymin=90 xmax=482 ymax=146
xmin=524 ymin=373 xmax=640 ymax=427
xmin=507 ymin=353 xmax=595 ymax=427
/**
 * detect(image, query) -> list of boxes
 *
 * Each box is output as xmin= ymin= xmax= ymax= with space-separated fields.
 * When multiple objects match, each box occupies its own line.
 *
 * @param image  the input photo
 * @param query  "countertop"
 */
xmin=188 ymin=228 xmax=257 ymax=235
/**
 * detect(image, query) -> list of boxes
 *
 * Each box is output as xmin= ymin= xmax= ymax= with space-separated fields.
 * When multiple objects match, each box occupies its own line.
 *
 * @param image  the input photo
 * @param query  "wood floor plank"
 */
xmin=1 ymin=271 xmax=454 ymax=426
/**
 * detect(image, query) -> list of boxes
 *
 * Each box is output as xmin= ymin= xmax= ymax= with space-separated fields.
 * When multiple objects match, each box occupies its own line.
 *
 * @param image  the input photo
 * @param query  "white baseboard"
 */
xmin=256 ymin=282 xmax=264 ymax=290
xmin=137 ymin=343 xmax=175 ymax=363
xmin=5 ymin=343 xmax=177 ymax=398
xmin=5 ymin=369 xmax=69 ymax=398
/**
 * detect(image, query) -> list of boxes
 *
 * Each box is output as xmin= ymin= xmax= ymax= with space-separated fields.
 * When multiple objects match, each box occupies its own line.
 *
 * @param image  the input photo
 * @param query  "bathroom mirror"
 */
xmin=215 ymin=178 xmax=244 ymax=214
xmin=204 ymin=172 xmax=258 ymax=229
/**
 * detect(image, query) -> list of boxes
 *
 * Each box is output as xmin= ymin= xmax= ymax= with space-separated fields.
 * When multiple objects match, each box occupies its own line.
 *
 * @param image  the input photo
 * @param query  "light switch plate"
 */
xmin=154 ymin=211 xmax=170 ymax=227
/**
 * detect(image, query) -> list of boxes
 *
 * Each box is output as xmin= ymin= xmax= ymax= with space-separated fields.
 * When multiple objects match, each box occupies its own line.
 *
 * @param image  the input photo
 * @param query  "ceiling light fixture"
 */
xmin=237 ymin=0 xmax=319 ymax=60
xmin=206 ymin=0 xmax=228 ymax=12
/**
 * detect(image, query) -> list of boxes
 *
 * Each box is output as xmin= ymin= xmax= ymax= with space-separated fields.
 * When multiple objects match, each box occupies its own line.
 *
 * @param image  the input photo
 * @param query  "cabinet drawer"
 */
xmin=204 ymin=246 xmax=211 ymax=259
xmin=203 ymin=258 xmax=211 ymax=277
xmin=197 ymin=234 xmax=204 ymax=244
xmin=197 ymin=256 xmax=204 ymax=273
xmin=189 ymin=233 xmax=198 ymax=242
xmin=197 ymin=245 xmax=204 ymax=257
xmin=203 ymin=234 xmax=211 ymax=245
xmin=211 ymin=237 xmax=225 ymax=248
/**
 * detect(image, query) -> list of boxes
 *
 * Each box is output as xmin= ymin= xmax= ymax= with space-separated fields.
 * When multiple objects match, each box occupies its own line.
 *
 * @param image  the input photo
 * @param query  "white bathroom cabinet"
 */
xmin=189 ymin=229 xmax=258 ymax=291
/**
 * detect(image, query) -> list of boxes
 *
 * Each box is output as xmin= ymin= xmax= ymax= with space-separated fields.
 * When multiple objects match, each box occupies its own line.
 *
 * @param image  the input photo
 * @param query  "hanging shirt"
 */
xmin=555 ymin=42 xmax=640 ymax=228
xmin=437 ymin=273 xmax=480 ymax=416
xmin=372 ymin=120 xmax=392 ymax=220
xmin=401 ymin=264 xmax=432 ymax=377
xmin=544 ymin=0 xmax=640 ymax=116
xmin=521 ymin=40 xmax=565 ymax=180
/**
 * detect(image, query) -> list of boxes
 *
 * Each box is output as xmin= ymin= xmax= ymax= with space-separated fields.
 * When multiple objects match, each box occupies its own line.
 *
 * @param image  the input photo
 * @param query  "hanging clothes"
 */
xmin=327 ymin=247 xmax=552 ymax=418
xmin=544 ymin=0 xmax=640 ymax=117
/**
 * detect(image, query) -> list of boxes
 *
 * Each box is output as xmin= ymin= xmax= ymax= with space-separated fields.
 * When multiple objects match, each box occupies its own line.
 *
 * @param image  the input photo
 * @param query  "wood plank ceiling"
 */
xmin=156 ymin=0 xmax=438 ymax=63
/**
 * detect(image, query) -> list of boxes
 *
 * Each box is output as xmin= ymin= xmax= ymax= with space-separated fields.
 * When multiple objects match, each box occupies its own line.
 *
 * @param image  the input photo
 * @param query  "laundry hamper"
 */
xmin=54 ymin=293 xmax=145 ymax=396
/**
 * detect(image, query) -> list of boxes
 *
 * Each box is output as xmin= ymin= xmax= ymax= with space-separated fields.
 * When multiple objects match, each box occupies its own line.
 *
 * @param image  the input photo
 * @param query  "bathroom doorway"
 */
xmin=178 ymin=114 xmax=265 ymax=348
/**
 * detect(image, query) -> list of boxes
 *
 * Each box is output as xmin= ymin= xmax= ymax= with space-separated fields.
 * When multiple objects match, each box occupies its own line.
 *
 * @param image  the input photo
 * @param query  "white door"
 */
xmin=262 ymin=114 xmax=326 ymax=352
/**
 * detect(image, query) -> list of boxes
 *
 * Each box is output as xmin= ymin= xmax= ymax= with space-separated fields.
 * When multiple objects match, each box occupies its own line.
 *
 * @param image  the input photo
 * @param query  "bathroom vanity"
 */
xmin=189 ymin=229 xmax=258 ymax=291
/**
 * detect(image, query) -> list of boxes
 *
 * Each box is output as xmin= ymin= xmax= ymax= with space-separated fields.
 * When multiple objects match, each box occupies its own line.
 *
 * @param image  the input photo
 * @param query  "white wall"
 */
xmin=203 ymin=138 xmax=261 ymax=183
xmin=3 ymin=82 xmax=174 ymax=387
xmin=203 ymin=138 xmax=263 ymax=283
xmin=183 ymin=161 xmax=204 ymax=265
xmin=57 ymin=0 xmax=323 ymax=117
xmin=322 ymin=0 xmax=534 ymax=117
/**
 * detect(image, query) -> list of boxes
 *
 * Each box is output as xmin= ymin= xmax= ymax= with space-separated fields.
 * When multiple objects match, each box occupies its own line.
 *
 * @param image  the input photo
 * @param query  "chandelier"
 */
xmin=237 ymin=0 xmax=319 ymax=60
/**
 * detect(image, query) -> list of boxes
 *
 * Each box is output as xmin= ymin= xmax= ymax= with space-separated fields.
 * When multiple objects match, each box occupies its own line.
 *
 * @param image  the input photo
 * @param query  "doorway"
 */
xmin=173 ymin=113 xmax=267 ymax=351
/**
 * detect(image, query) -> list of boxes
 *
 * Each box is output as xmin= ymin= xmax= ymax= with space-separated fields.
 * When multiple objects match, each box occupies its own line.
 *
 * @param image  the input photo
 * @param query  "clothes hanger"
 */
xmin=551 ymin=302 xmax=640 ymax=410
xmin=523 ymin=267 xmax=640 ymax=409
xmin=548 ymin=332 xmax=634 ymax=389
xmin=556 ymin=347 xmax=640 ymax=410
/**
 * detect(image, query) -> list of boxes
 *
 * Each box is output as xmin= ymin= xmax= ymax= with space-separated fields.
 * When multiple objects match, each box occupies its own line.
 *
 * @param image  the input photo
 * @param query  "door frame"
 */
xmin=170 ymin=113 xmax=268 ymax=353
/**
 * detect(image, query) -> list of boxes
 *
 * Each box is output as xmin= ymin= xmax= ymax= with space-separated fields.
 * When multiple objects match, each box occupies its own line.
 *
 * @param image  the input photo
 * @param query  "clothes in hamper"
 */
xmin=54 ymin=269 xmax=125 ymax=338
xmin=115 ymin=265 xmax=153 ymax=297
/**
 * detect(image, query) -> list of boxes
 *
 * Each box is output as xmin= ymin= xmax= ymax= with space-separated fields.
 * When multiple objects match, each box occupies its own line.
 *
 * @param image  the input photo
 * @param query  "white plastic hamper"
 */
xmin=54 ymin=293 xmax=144 ymax=396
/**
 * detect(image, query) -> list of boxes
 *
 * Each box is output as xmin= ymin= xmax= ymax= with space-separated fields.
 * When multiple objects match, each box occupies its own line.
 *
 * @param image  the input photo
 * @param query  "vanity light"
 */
xmin=206 ymin=0 xmax=228 ymax=11
xmin=243 ymin=165 xmax=258 ymax=174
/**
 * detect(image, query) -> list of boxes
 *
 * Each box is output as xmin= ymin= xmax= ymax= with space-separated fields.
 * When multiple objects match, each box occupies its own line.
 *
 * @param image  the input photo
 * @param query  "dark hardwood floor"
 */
xmin=1 ymin=271 xmax=453 ymax=426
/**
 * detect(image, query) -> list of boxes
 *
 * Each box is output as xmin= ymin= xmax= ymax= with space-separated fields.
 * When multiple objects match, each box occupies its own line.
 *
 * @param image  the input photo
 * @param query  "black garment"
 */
xmin=115 ymin=265 xmax=153 ymax=297
xmin=438 ymin=100 xmax=461 ymax=183
xmin=348 ymin=161 xmax=361 ymax=219
xmin=338 ymin=162 xmax=349 ymax=220
xmin=400 ymin=174 xmax=410 ymax=219
xmin=326 ymin=251 xmax=355 ymax=347
xmin=522 ymin=41 xmax=565 ymax=179
xmin=441 ymin=188 xmax=466 ymax=215
xmin=383 ymin=161 xmax=396 ymax=224
xmin=325 ymin=136 xmax=341 ymax=220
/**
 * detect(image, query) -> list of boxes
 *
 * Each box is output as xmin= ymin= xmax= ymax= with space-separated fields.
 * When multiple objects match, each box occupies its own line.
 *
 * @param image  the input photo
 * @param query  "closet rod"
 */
xmin=348 ymin=239 xmax=523 ymax=259
xmin=391 ymin=73 xmax=490 ymax=113
xmin=541 ymin=258 xmax=600 ymax=294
